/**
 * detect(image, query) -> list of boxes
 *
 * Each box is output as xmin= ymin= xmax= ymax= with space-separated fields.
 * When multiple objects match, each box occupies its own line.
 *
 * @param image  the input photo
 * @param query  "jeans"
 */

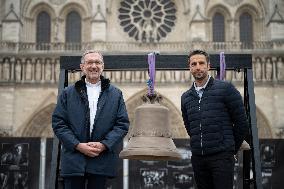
xmin=191 ymin=151 xmax=235 ymax=189
xmin=64 ymin=173 xmax=107 ymax=189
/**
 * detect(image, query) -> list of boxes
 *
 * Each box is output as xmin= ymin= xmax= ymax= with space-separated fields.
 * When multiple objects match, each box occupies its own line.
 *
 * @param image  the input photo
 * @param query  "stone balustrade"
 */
xmin=0 ymin=41 xmax=284 ymax=54
xmin=0 ymin=57 xmax=60 ymax=84
xmin=0 ymin=55 xmax=283 ymax=84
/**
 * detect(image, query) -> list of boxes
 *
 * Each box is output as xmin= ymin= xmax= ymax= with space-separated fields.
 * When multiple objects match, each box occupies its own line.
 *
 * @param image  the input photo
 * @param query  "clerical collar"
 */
xmin=85 ymin=79 xmax=101 ymax=87
xmin=194 ymin=75 xmax=211 ymax=91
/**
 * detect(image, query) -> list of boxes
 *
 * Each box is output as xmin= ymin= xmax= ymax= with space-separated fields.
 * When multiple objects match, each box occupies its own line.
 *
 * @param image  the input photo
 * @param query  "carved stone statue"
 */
xmin=140 ymin=20 xmax=156 ymax=43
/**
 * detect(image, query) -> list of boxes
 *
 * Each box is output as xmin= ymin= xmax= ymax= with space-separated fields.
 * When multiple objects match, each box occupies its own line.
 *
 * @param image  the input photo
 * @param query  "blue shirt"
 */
xmin=194 ymin=75 xmax=211 ymax=98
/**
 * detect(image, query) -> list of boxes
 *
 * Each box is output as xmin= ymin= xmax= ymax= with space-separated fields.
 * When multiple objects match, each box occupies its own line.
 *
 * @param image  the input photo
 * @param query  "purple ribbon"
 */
xmin=219 ymin=52 xmax=226 ymax=80
xmin=147 ymin=53 xmax=156 ymax=96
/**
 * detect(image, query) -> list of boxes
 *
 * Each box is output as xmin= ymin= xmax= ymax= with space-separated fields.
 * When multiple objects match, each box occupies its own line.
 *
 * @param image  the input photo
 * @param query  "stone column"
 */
xmin=2 ymin=1 xmax=22 ymax=43
xmin=265 ymin=57 xmax=273 ymax=81
xmin=91 ymin=0 xmax=107 ymax=41
xmin=272 ymin=56 xmax=278 ymax=82
xmin=277 ymin=57 xmax=284 ymax=81
xmin=267 ymin=4 xmax=284 ymax=41
xmin=189 ymin=1 xmax=208 ymax=41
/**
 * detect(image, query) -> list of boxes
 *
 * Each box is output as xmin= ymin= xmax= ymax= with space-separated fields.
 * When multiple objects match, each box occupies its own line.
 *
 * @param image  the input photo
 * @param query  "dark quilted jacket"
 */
xmin=181 ymin=77 xmax=248 ymax=155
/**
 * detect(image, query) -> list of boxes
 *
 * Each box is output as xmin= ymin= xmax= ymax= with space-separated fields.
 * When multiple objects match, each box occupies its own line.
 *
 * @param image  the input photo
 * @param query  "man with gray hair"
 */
xmin=52 ymin=50 xmax=129 ymax=189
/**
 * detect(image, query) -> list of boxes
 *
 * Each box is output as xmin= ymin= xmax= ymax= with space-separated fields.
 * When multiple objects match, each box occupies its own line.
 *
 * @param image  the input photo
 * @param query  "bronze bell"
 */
xmin=119 ymin=94 xmax=181 ymax=161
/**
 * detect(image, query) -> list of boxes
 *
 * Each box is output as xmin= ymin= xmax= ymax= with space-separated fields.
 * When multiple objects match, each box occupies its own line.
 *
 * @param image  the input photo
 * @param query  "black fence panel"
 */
xmin=0 ymin=137 xmax=41 ymax=189
xmin=259 ymin=139 xmax=284 ymax=189
xmin=1 ymin=137 xmax=284 ymax=188
xmin=128 ymin=139 xmax=284 ymax=189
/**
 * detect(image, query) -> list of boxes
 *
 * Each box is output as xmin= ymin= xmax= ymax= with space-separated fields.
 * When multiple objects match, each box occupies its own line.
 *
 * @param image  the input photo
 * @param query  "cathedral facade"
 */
xmin=0 ymin=0 xmax=284 ymax=139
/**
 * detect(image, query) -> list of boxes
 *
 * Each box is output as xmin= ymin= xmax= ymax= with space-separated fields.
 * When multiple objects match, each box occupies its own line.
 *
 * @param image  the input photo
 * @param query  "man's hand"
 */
xmin=87 ymin=142 xmax=106 ymax=154
xmin=75 ymin=143 xmax=100 ymax=157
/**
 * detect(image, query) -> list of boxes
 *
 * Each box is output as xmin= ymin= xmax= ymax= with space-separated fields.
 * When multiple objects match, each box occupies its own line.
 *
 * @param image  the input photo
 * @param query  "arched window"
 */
xmin=240 ymin=12 xmax=253 ymax=49
xmin=36 ymin=11 xmax=51 ymax=50
xmin=65 ymin=11 xmax=81 ymax=50
xmin=212 ymin=12 xmax=225 ymax=42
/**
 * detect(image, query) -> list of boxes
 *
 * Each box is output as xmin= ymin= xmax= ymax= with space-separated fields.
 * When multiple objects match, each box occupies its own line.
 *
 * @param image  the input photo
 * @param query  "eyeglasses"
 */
xmin=85 ymin=60 xmax=103 ymax=66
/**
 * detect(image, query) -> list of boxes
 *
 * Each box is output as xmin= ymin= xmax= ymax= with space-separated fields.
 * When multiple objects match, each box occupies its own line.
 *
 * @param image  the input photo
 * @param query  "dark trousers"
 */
xmin=64 ymin=173 xmax=107 ymax=189
xmin=191 ymin=152 xmax=235 ymax=189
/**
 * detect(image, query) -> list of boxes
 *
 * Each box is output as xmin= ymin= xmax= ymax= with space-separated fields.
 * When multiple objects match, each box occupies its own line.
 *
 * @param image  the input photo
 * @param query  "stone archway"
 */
xmin=20 ymin=104 xmax=55 ymax=137
xmin=256 ymin=107 xmax=273 ymax=138
xmin=125 ymin=88 xmax=189 ymax=138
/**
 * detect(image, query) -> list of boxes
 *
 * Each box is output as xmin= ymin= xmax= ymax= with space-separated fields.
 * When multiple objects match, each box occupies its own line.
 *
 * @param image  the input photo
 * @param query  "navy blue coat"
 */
xmin=181 ymin=77 xmax=248 ymax=156
xmin=52 ymin=76 xmax=129 ymax=177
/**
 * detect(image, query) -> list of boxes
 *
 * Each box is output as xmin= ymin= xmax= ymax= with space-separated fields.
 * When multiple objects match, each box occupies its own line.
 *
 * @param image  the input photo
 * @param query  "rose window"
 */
xmin=118 ymin=0 xmax=177 ymax=42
